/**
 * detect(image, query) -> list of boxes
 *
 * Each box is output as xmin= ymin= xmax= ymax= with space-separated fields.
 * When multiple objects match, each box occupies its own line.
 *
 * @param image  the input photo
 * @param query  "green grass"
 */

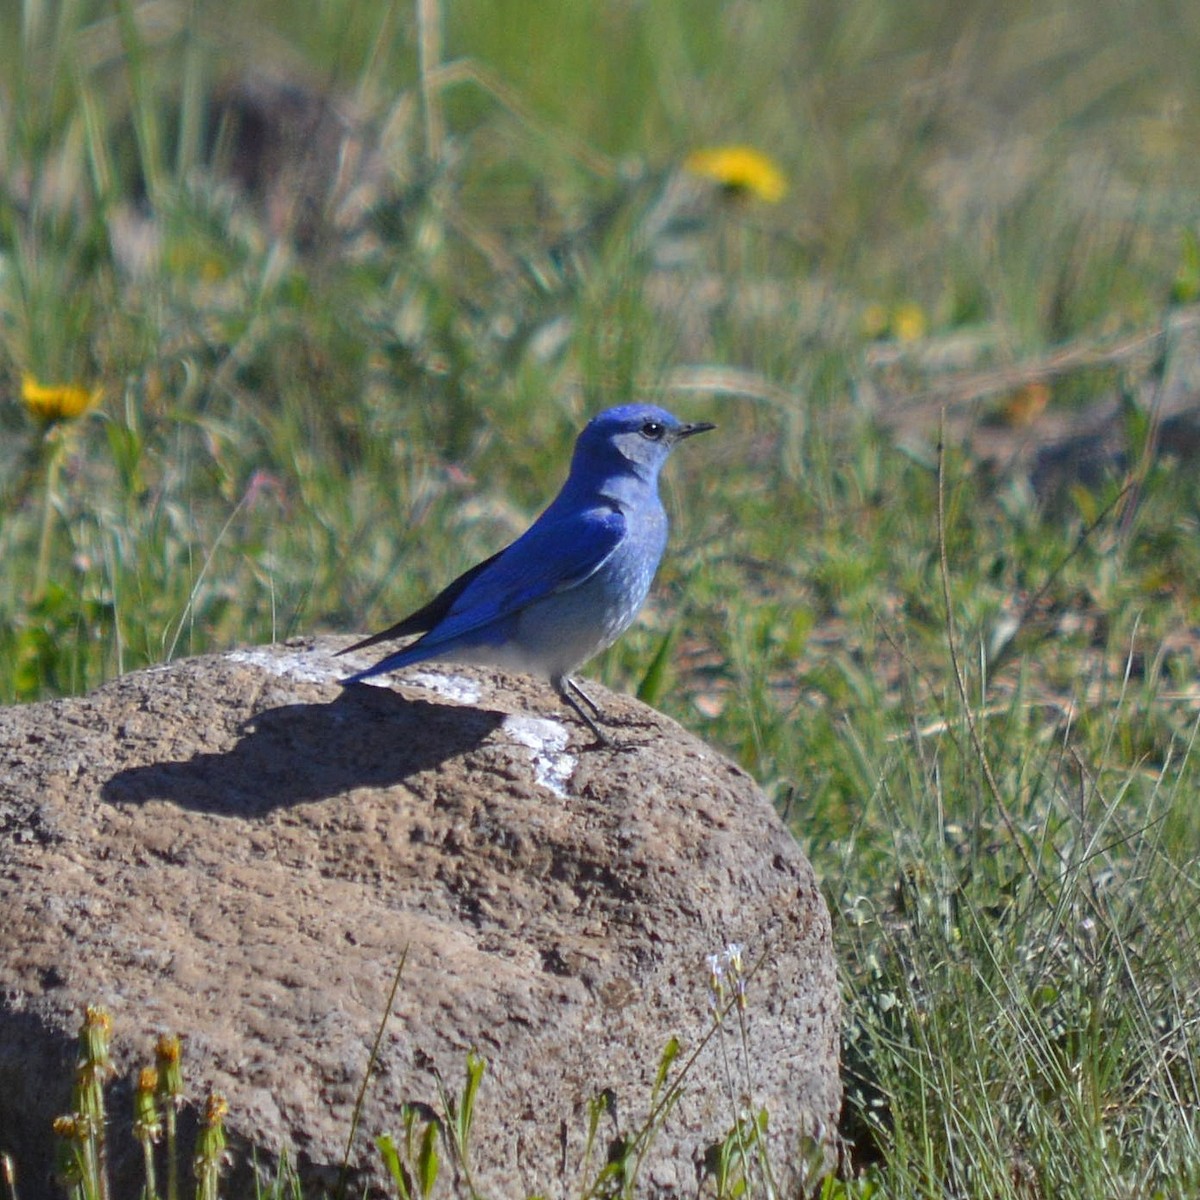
xmin=4 ymin=0 xmax=1200 ymax=1196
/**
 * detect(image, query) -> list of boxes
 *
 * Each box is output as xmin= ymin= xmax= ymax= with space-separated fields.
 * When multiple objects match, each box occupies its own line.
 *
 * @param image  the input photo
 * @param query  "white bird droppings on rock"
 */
xmin=500 ymin=714 xmax=574 ymax=796
xmin=228 ymin=646 xmax=341 ymax=685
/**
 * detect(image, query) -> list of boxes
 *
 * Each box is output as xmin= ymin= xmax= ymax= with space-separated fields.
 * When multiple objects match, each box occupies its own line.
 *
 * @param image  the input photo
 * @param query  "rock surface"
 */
xmin=0 ymin=639 xmax=840 ymax=1198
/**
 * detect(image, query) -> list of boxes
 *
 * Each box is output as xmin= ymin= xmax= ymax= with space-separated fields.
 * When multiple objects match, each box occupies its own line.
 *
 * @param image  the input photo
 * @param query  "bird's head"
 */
xmin=573 ymin=404 xmax=715 ymax=481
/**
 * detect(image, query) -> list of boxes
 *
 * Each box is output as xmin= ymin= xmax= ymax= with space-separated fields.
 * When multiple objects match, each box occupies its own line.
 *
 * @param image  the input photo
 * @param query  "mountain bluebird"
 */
xmin=339 ymin=403 xmax=714 ymax=742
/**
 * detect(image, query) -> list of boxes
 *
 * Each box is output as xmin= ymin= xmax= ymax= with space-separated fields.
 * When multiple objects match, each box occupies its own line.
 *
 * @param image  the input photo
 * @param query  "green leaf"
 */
xmin=416 ymin=1122 xmax=440 ymax=1199
xmin=652 ymin=1036 xmax=679 ymax=1101
xmin=1068 ymin=483 xmax=1098 ymax=526
xmin=636 ymin=625 xmax=677 ymax=704
xmin=376 ymin=1134 xmax=413 ymax=1200
xmin=1172 ymin=228 xmax=1200 ymax=303
xmin=459 ymin=1049 xmax=486 ymax=1151
xmin=104 ymin=417 xmax=145 ymax=497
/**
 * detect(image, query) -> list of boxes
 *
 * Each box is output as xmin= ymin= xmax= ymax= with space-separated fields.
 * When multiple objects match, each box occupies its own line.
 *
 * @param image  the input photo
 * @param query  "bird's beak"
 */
xmin=673 ymin=421 xmax=716 ymax=441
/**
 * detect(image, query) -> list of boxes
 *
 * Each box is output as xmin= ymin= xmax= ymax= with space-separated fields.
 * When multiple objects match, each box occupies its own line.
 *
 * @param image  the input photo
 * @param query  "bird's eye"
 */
xmin=640 ymin=421 xmax=666 ymax=441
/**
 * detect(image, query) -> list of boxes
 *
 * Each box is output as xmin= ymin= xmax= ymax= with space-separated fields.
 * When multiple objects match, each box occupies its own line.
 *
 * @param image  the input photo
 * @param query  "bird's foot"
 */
xmin=558 ymin=676 xmax=636 ymax=751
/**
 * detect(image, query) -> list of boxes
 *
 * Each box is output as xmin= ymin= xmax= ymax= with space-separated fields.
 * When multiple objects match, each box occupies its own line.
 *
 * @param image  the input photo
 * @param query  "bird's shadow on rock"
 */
xmin=100 ymin=687 xmax=505 ymax=816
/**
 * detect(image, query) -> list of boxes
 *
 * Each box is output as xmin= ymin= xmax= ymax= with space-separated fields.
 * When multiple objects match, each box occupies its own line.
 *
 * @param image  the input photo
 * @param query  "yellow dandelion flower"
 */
xmin=684 ymin=145 xmax=788 ymax=203
xmin=862 ymin=301 xmax=930 ymax=343
xmin=155 ymin=1033 xmax=182 ymax=1064
xmin=83 ymin=1004 xmax=112 ymax=1035
xmin=21 ymin=374 xmax=100 ymax=424
xmin=890 ymin=302 xmax=927 ymax=343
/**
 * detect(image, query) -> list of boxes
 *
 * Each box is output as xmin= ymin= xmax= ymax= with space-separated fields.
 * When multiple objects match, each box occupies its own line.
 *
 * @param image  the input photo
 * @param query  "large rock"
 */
xmin=0 ymin=639 xmax=840 ymax=1198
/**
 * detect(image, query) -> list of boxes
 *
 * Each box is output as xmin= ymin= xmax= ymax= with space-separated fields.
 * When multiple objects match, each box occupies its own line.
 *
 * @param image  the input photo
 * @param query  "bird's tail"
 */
xmin=336 ymin=619 xmax=422 ymax=657
xmin=339 ymin=632 xmax=437 ymax=685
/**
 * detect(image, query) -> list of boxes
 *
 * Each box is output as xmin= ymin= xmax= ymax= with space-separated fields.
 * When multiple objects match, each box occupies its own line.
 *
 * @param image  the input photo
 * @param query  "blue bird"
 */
xmin=339 ymin=403 xmax=714 ymax=742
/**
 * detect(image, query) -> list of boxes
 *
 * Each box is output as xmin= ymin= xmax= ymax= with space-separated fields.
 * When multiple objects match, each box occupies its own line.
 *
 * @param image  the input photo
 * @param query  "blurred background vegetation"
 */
xmin=4 ymin=0 xmax=1200 ymax=1195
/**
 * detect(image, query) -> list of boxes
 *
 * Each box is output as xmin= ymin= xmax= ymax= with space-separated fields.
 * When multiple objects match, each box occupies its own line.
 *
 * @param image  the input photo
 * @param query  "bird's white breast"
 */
xmin=500 ymin=509 xmax=666 ymax=680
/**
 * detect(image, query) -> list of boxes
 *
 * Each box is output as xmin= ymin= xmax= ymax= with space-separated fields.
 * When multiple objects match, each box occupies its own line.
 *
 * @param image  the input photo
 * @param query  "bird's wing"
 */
xmin=337 ymin=545 xmax=508 ymax=656
xmin=395 ymin=505 xmax=626 ymax=650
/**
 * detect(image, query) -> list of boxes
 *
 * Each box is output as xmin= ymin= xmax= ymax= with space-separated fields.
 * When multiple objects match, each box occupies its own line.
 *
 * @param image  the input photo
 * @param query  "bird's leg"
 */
xmin=566 ymin=676 xmax=604 ymax=718
xmin=554 ymin=676 xmax=610 ymax=747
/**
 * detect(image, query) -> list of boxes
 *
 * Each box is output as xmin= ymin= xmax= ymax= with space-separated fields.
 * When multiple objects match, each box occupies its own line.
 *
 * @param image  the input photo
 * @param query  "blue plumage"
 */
xmin=339 ymin=404 xmax=714 ymax=741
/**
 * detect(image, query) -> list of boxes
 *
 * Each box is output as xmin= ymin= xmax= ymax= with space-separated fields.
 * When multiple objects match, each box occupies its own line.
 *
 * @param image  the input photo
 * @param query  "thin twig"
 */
xmin=873 ymin=307 xmax=1200 ymax=408
xmin=936 ymin=414 xmax=1040 ymax=882
xmin=336 ymin=946 xmax=410 ymax=1200
xmin=164 ymin=488 xmax=253 ymax=662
